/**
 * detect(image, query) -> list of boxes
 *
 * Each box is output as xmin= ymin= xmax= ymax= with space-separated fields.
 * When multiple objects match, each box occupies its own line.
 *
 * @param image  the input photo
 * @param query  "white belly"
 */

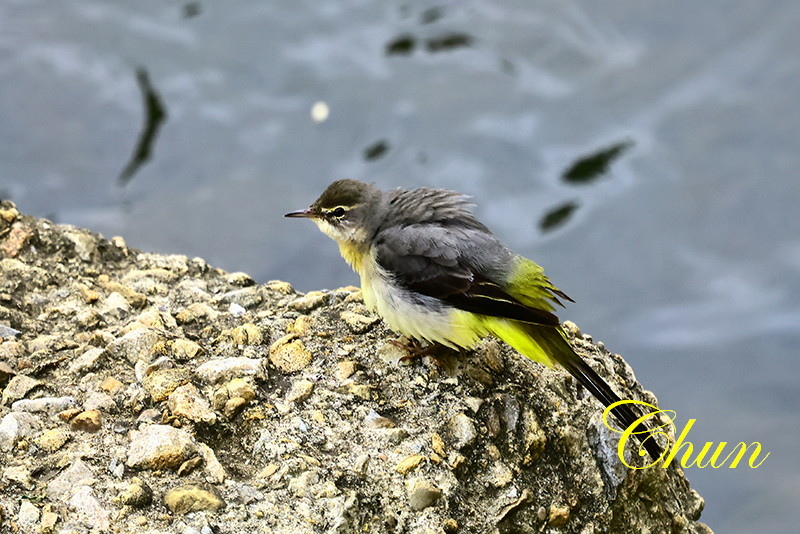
xmin=359 ymin=260 xmax=485 ymax=349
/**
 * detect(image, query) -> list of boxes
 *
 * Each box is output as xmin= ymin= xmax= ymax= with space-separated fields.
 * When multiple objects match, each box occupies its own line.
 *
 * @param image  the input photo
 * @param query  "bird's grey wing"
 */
xmin=374 ymin=224 xmax=560 ymax=327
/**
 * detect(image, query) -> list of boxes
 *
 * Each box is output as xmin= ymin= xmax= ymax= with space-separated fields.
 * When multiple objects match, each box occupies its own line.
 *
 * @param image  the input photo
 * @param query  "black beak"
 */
xmin=284 ymin=209 xmax=316 ymax=218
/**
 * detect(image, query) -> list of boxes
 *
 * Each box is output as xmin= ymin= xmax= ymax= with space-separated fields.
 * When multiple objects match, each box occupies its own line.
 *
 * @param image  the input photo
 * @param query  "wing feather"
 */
xmin=374 ymin=224 xmax=562 ymax=327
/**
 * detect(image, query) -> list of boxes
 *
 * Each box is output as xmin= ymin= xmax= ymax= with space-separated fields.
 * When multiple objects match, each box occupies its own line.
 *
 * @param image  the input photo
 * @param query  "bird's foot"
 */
xmin=388 ymin=338 xmax=449 ymax=367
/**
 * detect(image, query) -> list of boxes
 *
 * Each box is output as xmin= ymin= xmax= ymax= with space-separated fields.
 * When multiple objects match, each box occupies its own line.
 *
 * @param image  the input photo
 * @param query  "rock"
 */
xmin=46 ymin=459 xmax=95 ymax=501
xmin=447 ymin=412 xmax=478 ymax=449
xmin=40 ymin=508 xmax=59 ymax=534
xmin=288 ymin=291 xmax=329 ymax=312
xmin=0 ymin=324 xmax=21 ymax=338
xmin=143 ymin=367 xmax=192 ymax=402
xmin=64 ymin=230 xmax=98 ymax=262
xmin=68 ymin=347 xmax=105 ymax=374
xmin=269 ymin=339 xmax=312 ymax=373
xmin=195 ymin=357 xmax=264 ymax=384
xmin=226 ymin=271 xmax=255 ymax=287
xmin=33 ymin=428 xmax=70 ymax=452
xmin=17 ymin=500 xmax=40 ymax=530
xmin=12 ymin=396 xmax=77 ymax=414
xmin=167 ymin=383 xmax=217 ymax=424
xmin=170 ymin=338 xmax=203 ymax=360
xmin=340 ymin=310 xmax=379 ymax=333
xmin=286 ymin=379 xmax=314 ymax=403
xmin=0 ymin=359 xmax=17 ymax=386
xmin=107 ymin=328 xmax=166 ymax=364
xmin=197 ymin=442 xmax=227 ymax=484
xmin=99 ymin=291 xmax=131 ymax=319
xmin=0 ymin=412 xmax=40 ymax=451
xmin=164 ymin=484 xmax=225 ymax=514
xmin=228 ymin=323 xmax=264 ymax=345
xmin=0 ymin=223 xmax=34 ymax=257
xmin=408 ymin=479 xmax=442 ymax=511
xmin=69 ymin=485 xmax=111 ymax=531
xmin=1 ymin=375 xmax=43 ymax=406
xmin=70 ymin=410 xmax=102 ymax=432
xmin=113 ymin=477 xmax=153 ymax=508
xmin=83 ymin=391 xmax=116 ymax=412
xmin=0 ymin=207 xmax=714 ymax=534
xmin=175 ymin=302 xmax=219 ymax=324
xmin=395 ymin=455 xmax=426 ymax=475
xmin=99 ymin=376 xmax=124 ymax=395
xmin=548 ymin=504 xmax=571 ymax=527
xmin=3 ymin=465 xmax=33 ymax=488
xmin=126 ymin=424 xmax=197 ymax=470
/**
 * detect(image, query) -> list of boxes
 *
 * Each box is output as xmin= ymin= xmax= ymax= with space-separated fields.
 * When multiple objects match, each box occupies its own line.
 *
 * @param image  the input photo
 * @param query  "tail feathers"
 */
xmin=497 ymin=321 xmax=662 ymax=461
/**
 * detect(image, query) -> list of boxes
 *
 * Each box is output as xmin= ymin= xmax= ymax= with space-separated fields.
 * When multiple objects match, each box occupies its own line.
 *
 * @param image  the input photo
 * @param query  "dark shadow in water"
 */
xmin=562 ymin=140 xmax=633 ymax=185
xmin=183 ymin=2 xmax=201 ymax=19
xmin=420 ymin=7 xmax=443 ymax=24
xmin=364 ymin=139 xmax=390 ymax=161
xmin=426 ymin=33 xmax=473 ymax=53
xmin=539 ymin=201 xmax=579 ymax=232
xmin=386 ymin=32 xmax=473 ymax=56
xmin=386 ymin=35 xmax=416 ymax=56
xmin=118 ymin=67 xmax=168 ymax=186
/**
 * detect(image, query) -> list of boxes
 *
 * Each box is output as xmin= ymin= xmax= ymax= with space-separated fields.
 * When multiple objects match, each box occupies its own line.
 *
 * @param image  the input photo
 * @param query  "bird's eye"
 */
xmin=331 ymin=207 xmax=346 ymax=218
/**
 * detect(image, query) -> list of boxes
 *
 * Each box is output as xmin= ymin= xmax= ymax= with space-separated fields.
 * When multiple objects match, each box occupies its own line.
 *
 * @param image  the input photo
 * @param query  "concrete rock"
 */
xmin=164 ymin=483 xmax=225 ymax=514
xmin=126 ymin=424 xmax=197 ymax=470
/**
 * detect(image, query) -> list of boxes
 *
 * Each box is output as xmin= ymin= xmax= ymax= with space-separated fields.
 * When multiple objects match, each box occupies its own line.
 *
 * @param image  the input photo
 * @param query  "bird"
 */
xmin=285 ymin=178 xmax=662 ymax=460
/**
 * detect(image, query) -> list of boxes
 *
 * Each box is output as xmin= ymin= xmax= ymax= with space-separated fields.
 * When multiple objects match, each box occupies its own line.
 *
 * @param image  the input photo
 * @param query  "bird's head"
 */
xmin=285 ymin=179 xmax=383 ymax=247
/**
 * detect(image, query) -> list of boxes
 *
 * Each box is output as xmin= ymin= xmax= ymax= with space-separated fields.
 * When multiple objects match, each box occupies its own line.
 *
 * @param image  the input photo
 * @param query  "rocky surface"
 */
xmin=0 ymin=200 xmax=712 ymax=533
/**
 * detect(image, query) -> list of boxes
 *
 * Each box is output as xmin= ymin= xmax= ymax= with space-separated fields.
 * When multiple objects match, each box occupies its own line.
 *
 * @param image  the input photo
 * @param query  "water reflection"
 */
xmin=539 ymin=200 xmax=579 ymax=232
xmin=118 ymin=68 xmax=167 ymax=186
xmin=385 ymin=32 xmax=474 ymax=56
xmin=363 ymin=139 xmax=390 ymax=161
xmin=561 ymin=140 xmax=633 ymax=185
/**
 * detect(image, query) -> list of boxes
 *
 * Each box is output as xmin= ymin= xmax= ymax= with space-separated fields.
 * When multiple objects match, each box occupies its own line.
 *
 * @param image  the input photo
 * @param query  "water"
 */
xmin=2 ymin=1 xmax=799 ymax=531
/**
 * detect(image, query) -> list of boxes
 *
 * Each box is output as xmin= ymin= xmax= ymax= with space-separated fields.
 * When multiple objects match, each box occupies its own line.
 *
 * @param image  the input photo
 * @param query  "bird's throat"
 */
xmin=337 ymin=241 xmax=369 ymax=273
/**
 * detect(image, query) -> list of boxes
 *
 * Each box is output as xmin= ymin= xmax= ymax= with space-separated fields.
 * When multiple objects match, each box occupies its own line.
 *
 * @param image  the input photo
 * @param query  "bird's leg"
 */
xmin=388 ymin=338 xmax=449 ymax=367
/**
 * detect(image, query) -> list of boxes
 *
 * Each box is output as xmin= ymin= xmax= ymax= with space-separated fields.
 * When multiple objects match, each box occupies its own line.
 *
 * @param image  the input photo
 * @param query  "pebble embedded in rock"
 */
xmin=126 ymin=424 xmax=197 ymax=471
xmin=170 ymin=338 xmax=203 ymax=360
xmin=229 ymin=323 xmax=263 ymax=345
xmin=175 ymin=302 xmax=219 ymax=324
xmin=33 ymin=428 xmax=70 ymax=452
xmin=12 ymin=396 xmax=77 ymax=414
xmin=107 ymin=328 xmax=165 ymax=364
xmin=339 ymin=310 xmax=379 ymax=333
xmin=70 ymin=410 xmax=102 ymax=432
xmin=1 ymin=375 xmax=43 ymax=406
xmin=167 ymin=383 xmax=217 ymax=424
xmin=99 ymin=291 xmax=131 ymax=320
xmin=113 ymin=477 xmax=153 ymax=508
xmin=99 ymin=376 xmax=124 ymax=395
xmin=46 ymin=459 xmax=94 ymax=501
xmin=447 ymin=412 xmax=478 ymax=450
xmin=0 ymin=411 xmax=41 ymax=451
xmin=143 ymin=367 xmax=192 ymax=402
xmin=395 ymin=455 xmax=426 ymax=475
xmin=69 ymin=485 xmax=111 ymax=531
xmin=288 ymin=291 xmax=329 ymax=313
xmin=286 ymin=379 xmax=314 ymax=403
xmin=17 ymin=499 xmax=40 ymax=529
xmin=68 ymin=347 xmax=106 ymax=375
xmin=195 ymin=357 xmax=263 ymax=384
xmin=407 ymin=479 xmax=442 ymax=511
xmin=548 ymin=504 xmax=570 ymax=527
xmin=269 ymin=340 xmax=312 ymax=373
xmin=164 ymin=483 xmax=225 ymax=514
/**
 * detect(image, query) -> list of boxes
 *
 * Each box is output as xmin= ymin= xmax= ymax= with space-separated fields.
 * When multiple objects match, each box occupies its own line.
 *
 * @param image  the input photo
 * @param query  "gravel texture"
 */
xmin=0 ymin=200 xmax=713 ymax=533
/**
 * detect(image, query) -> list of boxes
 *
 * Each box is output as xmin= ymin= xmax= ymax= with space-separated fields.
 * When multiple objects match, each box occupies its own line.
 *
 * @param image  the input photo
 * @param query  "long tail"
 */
xmin=486 ymin=318 xmax=663 ymax=460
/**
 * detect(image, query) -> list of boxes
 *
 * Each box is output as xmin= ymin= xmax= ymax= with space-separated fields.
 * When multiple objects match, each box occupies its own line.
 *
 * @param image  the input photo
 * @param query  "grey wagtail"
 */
xmin=286 ymin=179 xmax=662 ymax=460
